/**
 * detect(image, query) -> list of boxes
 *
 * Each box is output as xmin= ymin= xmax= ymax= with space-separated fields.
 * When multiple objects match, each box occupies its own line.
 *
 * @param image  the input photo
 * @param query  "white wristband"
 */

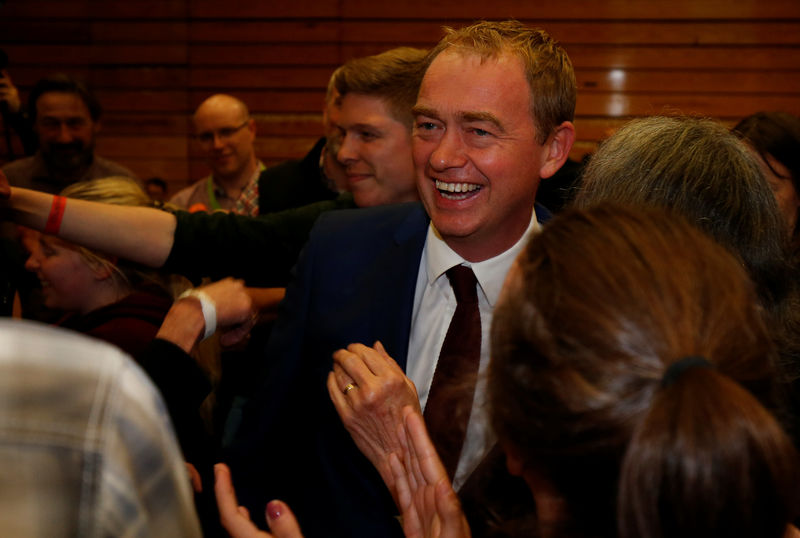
xmin=179 ymin=289 xmax=217 ymax=340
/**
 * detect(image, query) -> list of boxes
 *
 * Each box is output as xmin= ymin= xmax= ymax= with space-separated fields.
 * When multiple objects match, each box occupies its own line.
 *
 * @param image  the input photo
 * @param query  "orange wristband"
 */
xmin=44 ymin=195 xmax=67 ymax=235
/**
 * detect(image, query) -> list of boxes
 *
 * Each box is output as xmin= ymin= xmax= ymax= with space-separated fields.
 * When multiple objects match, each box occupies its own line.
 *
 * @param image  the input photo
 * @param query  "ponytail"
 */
xmin=618 ymin=367 xmax=800 ymax=538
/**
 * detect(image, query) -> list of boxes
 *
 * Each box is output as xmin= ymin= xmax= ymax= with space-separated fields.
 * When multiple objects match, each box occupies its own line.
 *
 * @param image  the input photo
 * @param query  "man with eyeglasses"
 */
xmin=170 ymin=94 xmax=264 ymax=216
xmin=2 ymin=73 xmax=137 ymax=193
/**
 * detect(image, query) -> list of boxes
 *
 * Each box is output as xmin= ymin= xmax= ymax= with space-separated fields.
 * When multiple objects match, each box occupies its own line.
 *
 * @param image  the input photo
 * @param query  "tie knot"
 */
xmin=446 ymin=265 xmax=478 ymax=304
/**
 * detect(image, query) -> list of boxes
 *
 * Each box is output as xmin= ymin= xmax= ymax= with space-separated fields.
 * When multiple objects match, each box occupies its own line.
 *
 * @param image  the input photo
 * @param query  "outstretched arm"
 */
xmin=1 ymin=172 xmax=176 ymax=267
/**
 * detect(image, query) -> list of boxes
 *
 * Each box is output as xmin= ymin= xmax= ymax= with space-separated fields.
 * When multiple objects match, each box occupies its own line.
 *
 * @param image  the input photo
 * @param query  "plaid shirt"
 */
xmin=0 ymin=320 xmax=202 ymax=537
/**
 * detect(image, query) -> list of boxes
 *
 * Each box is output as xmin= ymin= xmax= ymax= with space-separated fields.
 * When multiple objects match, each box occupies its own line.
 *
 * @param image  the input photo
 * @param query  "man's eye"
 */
xmin=218 ymin=128 xmax=236 ymax=138
xmin=417 ymin=121 xmax=436 ymax=131
xmin=197 ymin=133 xmax=214 ymax=143
xmin=66 ymin=119 xmax=87 ymax=129
xmin=360 ymin=131 xmax=378 ymax=140
xmin=472 ymin=128 xmax=491 ymax=137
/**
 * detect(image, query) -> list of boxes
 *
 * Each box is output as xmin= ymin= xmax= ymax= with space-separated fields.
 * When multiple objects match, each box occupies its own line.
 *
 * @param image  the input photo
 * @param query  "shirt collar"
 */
xmin=424 ymin=210 xmax=541 ymax=306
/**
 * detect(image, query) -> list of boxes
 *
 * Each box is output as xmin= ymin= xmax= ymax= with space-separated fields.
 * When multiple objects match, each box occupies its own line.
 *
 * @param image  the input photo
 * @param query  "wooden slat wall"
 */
xmin=1 ymin=0 xmax=799 ymax=194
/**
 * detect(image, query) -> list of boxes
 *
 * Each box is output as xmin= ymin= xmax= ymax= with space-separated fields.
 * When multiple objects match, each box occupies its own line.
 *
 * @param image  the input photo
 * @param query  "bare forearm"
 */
xmin=156 ymin=299 xmax=206 ymax=354
xmin=7 ymin=186 xmax=176 ymax=267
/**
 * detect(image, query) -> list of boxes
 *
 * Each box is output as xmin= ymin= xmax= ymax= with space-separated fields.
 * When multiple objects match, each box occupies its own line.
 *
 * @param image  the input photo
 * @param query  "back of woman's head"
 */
xmin=573 ymin=116 xmax=790 ymax=312
xmin=488 ymin=204 xmax=799 ymax=538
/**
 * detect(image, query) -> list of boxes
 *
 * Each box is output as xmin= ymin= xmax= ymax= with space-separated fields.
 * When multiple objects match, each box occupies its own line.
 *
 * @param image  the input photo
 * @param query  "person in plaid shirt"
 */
xmin=170 ymin=94 xmax=264 ymax=216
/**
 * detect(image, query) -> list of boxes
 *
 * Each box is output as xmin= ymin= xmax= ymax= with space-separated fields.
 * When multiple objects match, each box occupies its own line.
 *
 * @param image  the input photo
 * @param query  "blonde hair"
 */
xmin=59 ymin=177 xmax=164 ymax=289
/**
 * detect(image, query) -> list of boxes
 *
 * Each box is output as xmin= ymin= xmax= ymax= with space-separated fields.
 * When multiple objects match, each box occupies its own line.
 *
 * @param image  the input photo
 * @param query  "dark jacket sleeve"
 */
xmin=162 ymin=193 xmax=356 ymax=287
xmin=136 ymin=338 xmax=212 ymax=464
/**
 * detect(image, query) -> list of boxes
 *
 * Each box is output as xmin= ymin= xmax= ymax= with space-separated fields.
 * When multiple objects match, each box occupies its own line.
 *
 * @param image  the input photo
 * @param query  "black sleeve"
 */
xmin=136 ymin=338 xmax=212 ymax=463
xmin=163 ymin=193 xmax=356 ymax=287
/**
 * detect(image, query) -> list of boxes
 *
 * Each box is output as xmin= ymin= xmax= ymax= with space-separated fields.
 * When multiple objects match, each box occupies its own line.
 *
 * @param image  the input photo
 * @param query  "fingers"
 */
xmin=265 ymin=500 xmax=304 ymax=538
xmin=331 ymin=362 xmax=355 ymax=391
xmin=331 ymin=348 xmax=371 ymax=387
xmin=435 ymin=480 xmax=470 ymax=538
xmin=327 ymin=370 xmax=350 ymax=420
xmin=219 ymin=315 xmax=257 ymax=347
xmin=186 ymin=462 xmax=203 ymax=493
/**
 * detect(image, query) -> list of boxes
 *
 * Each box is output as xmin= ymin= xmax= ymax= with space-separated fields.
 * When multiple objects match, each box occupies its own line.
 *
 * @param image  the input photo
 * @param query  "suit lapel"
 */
xmin=367 ymin=204 xmax=429 ymax=371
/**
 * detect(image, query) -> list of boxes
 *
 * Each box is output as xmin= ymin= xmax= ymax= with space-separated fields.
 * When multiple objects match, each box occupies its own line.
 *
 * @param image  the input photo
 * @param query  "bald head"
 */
xmin=192 ymin=94 xmax=257 ymax=184
xmin=194 ymin=94 xmax=250 ymax=125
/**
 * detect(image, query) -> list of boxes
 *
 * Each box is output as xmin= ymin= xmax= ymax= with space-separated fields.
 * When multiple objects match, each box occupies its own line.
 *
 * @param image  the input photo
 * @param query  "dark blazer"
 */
xmin=226 ymin=202 xmax=548 ymax=537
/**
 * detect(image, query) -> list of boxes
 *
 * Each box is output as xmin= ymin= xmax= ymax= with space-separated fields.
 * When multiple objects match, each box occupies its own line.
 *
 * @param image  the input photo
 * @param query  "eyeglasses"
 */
xmin=194 ymin=120 xmax=250 ymax=145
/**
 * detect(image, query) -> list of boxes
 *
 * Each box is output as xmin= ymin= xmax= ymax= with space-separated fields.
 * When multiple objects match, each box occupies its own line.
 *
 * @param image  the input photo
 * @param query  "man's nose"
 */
xmin=429 ymin=130 xmax=466 ymax=171
xmin=212 ymin=133 xmax=225 ymax=150
xmin=55 ymin=123 xmax=73 ymax=143
xmin=337 ymin=134 xmax=358 ymax=165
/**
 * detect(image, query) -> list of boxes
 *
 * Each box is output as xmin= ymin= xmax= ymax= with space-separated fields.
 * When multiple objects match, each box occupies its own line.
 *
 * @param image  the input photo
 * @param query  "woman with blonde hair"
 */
xmin=23 ymin=176 xmax=174 ymax=356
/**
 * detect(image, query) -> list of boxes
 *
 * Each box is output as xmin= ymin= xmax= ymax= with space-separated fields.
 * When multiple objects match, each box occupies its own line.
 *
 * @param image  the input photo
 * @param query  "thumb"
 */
xmin=265 ymin=500 xmax=304 ymax=538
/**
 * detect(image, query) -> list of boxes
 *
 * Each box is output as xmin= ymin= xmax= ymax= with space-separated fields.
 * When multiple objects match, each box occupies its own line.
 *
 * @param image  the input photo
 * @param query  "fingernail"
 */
xmin=267 ymin=500 xmax=283 ymax=520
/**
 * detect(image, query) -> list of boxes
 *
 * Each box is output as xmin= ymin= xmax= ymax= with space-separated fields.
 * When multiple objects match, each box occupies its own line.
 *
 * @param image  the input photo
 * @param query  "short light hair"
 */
xmin=426 ymin=20 xmax=576 ymax=144
xmin=332 ymin=47 xmax=429 ymax=128
xmin=60 ymin=177 xmax=164 ymax=288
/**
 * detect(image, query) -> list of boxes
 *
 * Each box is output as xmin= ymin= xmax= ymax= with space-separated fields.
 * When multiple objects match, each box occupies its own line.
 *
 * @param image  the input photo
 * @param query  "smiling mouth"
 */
xmin=435 ymin=179 xmax=481 ymax=200
xmin=347 ymin=173 xmax=372 ymax=183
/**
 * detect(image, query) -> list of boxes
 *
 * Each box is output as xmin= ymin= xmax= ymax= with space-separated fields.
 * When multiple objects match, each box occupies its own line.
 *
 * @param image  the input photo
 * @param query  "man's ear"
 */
xmin=539 ymin=121 xmax=576 ymax=179
xmin=92 ymin=119 xmax=102 ymax=136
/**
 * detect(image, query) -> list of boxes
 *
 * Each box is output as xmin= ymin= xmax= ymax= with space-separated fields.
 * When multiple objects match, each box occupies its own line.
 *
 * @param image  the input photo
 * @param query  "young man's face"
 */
xmin=35 ymin=92 xmax=98 ymax=172
xmin=333 ymin=93 xmax=418 ymax=207
xmin=413 ymin=50 xmax=571 ymax=262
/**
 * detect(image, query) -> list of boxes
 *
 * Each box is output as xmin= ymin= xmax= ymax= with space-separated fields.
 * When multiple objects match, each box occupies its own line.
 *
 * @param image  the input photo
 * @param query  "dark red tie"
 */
xmin=424 ymin=265 xmax=482 ymax=479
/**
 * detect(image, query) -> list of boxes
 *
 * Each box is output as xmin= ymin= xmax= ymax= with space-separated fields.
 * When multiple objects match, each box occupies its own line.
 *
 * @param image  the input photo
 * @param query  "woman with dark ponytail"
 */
xmin=485 ymin=204 xmax=800 ymax=538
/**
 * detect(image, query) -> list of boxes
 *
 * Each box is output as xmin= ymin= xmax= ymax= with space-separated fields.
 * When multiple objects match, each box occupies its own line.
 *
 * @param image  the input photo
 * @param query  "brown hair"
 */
xmin=333 ymin=47 xmax=429 ymax=128
xmin=489 ymin=204 xmax=799 ymax=537
xmin=426 ymin=20 xmax=576 ymax=144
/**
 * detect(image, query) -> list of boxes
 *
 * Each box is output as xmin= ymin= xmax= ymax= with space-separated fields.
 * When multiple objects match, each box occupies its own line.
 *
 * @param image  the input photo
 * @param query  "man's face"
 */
xmin=334 ymin=93 xmax=418 ymax=207
xmin=413 ymin=51 xmax=559 ymax=262
xmin=193 ymin=100 xmax=256 ymax=181
xmin=35 ymin=92 xmax=97 ymax=172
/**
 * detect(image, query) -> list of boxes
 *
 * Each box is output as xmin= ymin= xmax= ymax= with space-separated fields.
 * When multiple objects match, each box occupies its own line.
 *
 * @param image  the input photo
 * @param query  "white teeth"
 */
xmin=435 ymin=180 xmax=480 ymax=194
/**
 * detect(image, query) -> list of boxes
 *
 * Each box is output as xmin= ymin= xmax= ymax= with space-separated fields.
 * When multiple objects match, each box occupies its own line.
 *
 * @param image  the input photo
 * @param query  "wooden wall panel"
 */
xmin=1 ymin=0 xmax=799 ymax=194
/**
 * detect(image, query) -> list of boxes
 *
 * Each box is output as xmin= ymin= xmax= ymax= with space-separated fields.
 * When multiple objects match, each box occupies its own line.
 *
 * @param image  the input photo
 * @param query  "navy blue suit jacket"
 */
xmin=226 ymin=201 xmax=549 ymax=537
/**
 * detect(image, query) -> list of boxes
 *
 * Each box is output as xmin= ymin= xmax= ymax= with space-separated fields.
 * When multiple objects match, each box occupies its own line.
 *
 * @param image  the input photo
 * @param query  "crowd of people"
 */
xmin=2 ymin=19 xmax=800 ymax=538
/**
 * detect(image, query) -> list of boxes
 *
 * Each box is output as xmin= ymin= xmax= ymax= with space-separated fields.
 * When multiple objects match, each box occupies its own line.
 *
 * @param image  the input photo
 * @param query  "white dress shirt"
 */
xmin=406 ymin=211 xmax=540 ymax=489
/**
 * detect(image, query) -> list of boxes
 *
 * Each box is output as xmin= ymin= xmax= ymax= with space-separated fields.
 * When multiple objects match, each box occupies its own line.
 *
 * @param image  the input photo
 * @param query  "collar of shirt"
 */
xmin=423 ymin=209 xmax=541 ymax=306
xmin=210 ymin=160 xmax=265 ymax=201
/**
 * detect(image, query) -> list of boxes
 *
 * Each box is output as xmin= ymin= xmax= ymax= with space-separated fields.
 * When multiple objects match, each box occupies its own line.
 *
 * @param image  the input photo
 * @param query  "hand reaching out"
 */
xmin=214 ymin=463 xmax=304 ymax=538
xmin=327 ymin=341 xmax=420 ymax=504
xmin=392 ymin=407 xmax=471 ymax=538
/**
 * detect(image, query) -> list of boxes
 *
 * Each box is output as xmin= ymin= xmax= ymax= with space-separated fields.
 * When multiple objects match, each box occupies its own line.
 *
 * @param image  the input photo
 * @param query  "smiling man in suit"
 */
xmin=224 ymin=20 xmax=577 ymax=537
